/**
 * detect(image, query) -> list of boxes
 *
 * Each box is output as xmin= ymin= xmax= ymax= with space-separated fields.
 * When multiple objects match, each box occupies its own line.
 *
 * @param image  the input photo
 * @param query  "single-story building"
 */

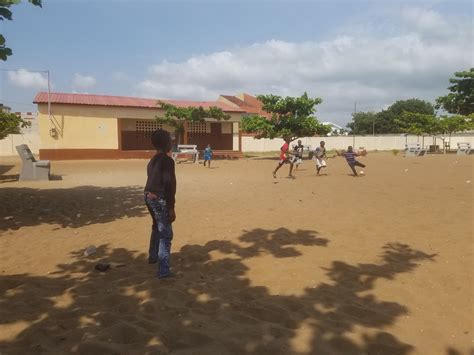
xmin=322 ymin=121 xmax=348 ymax=136
xmin=218 ymin=93 xmax=272 ymax=118
xmin=34 ymin=92 xmax=253 ymax=160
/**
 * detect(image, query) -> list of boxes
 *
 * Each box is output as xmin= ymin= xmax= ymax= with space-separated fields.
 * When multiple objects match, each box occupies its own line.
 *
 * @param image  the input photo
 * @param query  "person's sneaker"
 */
xmin=148 ymin=259 xmax=158 ymax=264
xmin=272 ymin=172 xmax=276 ymax=178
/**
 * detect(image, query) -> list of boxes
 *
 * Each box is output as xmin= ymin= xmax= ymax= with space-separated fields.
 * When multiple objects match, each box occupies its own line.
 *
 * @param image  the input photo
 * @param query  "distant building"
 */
xmin=33 ymin=92 xmax=247 ymax=160
xmin=0 ymin=103 xmax=12 ymax=113
xmin=14 ymin=112 xmax=39 ymax=134
xmin=322 ymin=121 xmax=348 ymax=136
xmin=218 ymin=93 xmax=272 ymax=138
xmin=218 ymin=93 xmax=272 ymax=119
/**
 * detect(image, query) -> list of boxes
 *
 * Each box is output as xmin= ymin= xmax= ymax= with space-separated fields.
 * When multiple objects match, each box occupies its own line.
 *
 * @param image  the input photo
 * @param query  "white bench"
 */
xmin=405 ymin=143 xmax=427 ymax=157
xmin=172 ymin=144 xmax=199 ymax=163
xmin=456 ymin=142 xmax=472 ymax=155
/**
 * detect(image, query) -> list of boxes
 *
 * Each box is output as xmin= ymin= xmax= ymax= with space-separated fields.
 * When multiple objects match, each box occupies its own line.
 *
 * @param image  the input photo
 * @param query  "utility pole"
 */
xmin=352 ymin=101 xmax=357 ymax=147
xmin=46 ymin=70 xmax=51 ymax=119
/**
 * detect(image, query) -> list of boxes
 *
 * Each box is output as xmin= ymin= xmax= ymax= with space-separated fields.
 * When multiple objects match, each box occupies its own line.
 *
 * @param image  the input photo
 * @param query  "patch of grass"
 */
xmin=392 ymin=149 xmax=400 ymax=156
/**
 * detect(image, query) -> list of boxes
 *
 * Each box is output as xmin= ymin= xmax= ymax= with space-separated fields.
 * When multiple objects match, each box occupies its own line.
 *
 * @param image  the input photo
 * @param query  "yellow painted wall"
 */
xmin=38 ymin=103 xmax=244 ymax=150
xmin=38 ymin=107 xmax=117 ymax=149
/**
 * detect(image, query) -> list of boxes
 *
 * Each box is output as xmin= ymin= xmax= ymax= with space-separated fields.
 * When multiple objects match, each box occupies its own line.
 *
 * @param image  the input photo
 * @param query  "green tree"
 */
xmin=395 ymin=112 xmax=440 ymax=137
xmin=436 ymin=68 xmax=474 ymax=115
xmin=380 ymin=99 xmax=435 ymax=134
xmin=155 ymin=101 xmax=230 ymax=145
xmin=396 ymin=111 xmax=474 ymax=151
xmin=439 ymin=114 xmax=474 ymax=135
xmin=346 ymin=112 xmax=377 ymax=134
xmin=348 ymin=99 xmax=435 ymax=134
xmin=1 ymin=0 xmax=42 ymax=60
xmin=0 ymin=111 xmax=31 ymax=139
xmin=241 ymin=93 xmax=329 ymax=141
xmin=388 ymin=98 xmax=435 ymax=117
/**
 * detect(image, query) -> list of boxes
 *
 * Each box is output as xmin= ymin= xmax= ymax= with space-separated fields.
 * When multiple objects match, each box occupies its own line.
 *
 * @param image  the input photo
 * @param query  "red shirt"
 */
xmin=280 ymin=142 xmax=289 ymax=160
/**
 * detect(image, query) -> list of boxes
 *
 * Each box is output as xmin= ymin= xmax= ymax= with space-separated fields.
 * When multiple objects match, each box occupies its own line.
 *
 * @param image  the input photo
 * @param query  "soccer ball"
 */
xmin=360 ymin=171 xmax=365 ymax=175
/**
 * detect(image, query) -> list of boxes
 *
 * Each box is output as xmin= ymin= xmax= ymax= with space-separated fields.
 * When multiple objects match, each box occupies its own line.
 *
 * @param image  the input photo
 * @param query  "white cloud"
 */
xmin=73 ymin=73 xmax=97 ymax=88
xmin=8 ymin=69 xmax=48 ymax=90
xmin=135 ymin=7 xmax=473 ymax=125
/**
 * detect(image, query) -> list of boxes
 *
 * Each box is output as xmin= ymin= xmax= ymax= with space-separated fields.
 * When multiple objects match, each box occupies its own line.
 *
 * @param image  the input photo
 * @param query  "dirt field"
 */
xmin=0 ymin=153 xmax=472 ymax=354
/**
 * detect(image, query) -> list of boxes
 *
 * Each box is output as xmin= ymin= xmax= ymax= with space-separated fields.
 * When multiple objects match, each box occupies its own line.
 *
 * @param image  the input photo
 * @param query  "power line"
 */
xmin=0 ymin=68 xmax=49 ymax=73
xmin=0 ymin=99 xmax=35 ymax=106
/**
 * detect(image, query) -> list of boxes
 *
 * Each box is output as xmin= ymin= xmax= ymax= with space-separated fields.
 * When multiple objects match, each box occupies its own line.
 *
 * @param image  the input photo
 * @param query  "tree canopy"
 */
xmin=155 ymin=101 xmax=231 ymax=143
xmin=0 ymin=0 xmax=42 ymax=60
xmin=347 ymin=99 xmax=435 ymax=134
xmin=395 ymin=112 xmax=473 ymax=137
xmin=0 ymin=111 xmax=31 ymax=139
xmin=240 ymin=93 xmax=330 ymax=141
xmin=346 ymin=112 xmax=377 ymax=135
xmin=438 ymin=114 xmax=473 ymax=134
xmin=394 ymin=112 xmax=439 ymax=136
xmin=435 ymin=68 xmax=474 ymax=115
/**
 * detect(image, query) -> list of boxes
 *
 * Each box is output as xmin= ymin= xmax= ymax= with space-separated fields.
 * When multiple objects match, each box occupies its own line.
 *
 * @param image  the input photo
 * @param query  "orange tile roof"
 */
xmin=33 ymin=92 xmax=245 ymax=113
xmin=220 ymin=94 xmax=271 ymax=118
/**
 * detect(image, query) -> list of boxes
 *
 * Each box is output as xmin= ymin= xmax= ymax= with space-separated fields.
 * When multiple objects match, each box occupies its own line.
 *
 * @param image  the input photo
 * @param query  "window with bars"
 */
xmin=188 ymin=122 xmax=209 ymax=134
xmin=135 ymin=120 xmax=162 ymax=138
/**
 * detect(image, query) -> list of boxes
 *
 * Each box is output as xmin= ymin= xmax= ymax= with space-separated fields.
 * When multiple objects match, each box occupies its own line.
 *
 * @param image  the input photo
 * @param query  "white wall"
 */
xmin=241 ymin=134 xmax=474 ymax=152
xmin=3 ymin=132 xmax=472 ymax=156
xmin=0 ymin=133 xmax=40 ymax=156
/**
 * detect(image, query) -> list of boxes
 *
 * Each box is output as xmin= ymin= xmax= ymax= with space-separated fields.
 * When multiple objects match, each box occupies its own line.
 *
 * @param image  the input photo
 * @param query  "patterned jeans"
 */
xmin=144 ymin=194 xmax=173 ymax=278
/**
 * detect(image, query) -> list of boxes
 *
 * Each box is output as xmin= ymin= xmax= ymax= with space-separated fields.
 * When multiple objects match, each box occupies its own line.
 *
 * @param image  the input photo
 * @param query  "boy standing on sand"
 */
xmin=203 ymin=144 xmax=213 ymax=168
xmin=314 ymin=141 xmax=327 ymax=175
xmin=341 ymin=145 xmax=366 ymax=176
xmin=273 ymin=137 xmax=295 ymax=179
xmin=144 ymin=129 xmax=177 ymax=278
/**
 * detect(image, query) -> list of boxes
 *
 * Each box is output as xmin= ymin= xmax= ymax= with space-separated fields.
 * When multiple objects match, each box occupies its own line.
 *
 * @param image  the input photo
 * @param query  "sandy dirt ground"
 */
xmin=0 ymin=152 xmax=472 ymax=355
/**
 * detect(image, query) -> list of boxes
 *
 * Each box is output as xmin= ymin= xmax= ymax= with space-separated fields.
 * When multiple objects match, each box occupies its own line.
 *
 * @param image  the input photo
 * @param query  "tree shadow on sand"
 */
xmin=0 ymin=186 xmax=147 ymax=231
xmin=446 ymin=346 xmax=474 ymax=355
xmin=0 ymin=228 xmax=436 ymax=354
xmin=0 ymin=165 xmax=18 ymax=183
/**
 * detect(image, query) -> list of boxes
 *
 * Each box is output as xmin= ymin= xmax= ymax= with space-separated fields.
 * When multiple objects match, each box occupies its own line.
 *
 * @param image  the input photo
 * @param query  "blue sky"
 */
xmin=1 ymin=0 xmax=472 ymax=125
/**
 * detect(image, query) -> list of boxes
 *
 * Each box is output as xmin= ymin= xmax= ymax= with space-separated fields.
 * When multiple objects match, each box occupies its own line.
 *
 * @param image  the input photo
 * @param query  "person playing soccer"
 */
xmin=314 ymin=140 xmax=327 ymax=175
xmin=340 ymin=145 xmax=366 ymax=176
xmin=273 ymin=137 xmax=294 ymax=179
xmin=144 ymin=129 xmax=177 ymax=279
xmin=203 ymin=143 xmax=213 ymax=168
xmin=292 ymin=140 xmax=305 ymax=169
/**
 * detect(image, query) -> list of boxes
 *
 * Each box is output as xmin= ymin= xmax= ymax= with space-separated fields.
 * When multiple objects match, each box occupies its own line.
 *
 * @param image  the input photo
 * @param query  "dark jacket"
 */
xmin=144 ymin=153 xmax=176 ymax=208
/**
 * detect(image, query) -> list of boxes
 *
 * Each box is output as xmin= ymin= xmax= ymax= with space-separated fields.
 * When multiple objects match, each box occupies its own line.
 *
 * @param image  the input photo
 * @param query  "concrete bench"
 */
xmin=456 ymin=142 xmax=472 ymax=155
xmin=172 ymin=144 xmax=199 ymax=163
xmin=15 ymin=144 xmax=51 ymax=180
xmin=405 ymin=143 xmax=427 ymax=157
